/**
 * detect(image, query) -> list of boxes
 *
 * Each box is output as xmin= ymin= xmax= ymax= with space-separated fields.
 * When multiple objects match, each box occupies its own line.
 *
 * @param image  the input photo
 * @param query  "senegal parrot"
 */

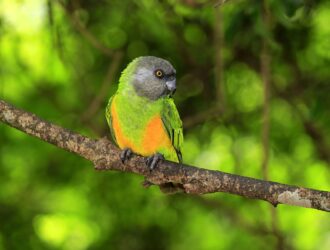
xmin=106 ymin=56 xmax=183 ymax=169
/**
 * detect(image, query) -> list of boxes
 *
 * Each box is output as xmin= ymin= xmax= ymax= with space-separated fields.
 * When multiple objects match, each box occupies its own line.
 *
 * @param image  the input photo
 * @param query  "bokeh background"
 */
xmin=0 ymin=0 xmax=329 ymax=249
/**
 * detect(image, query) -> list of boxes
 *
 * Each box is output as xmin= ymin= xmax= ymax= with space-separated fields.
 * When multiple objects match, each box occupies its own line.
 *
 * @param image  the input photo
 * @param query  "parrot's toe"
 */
xmin=145 ymin=153 xmax=164 ymax=170
xmin=120 ymin=148 xmax=133 ymax=163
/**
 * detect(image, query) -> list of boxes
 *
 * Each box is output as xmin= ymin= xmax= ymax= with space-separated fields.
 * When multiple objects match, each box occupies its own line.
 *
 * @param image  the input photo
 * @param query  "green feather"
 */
xmin=105 ymin=96 xmax=117 ymax=145
xmin=161 ymin=97 xmax=183 ymax=162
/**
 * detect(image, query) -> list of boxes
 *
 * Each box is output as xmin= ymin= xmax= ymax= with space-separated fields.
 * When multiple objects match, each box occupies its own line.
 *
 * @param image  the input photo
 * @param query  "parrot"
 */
xmin=105 ymin=56 xmax=183 ymax=170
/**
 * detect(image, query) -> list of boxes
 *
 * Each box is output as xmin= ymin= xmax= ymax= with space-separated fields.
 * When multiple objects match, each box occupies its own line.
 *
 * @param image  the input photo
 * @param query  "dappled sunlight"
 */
xmin=1 ymin=0 xmax=69 ymax=102
xmin=233 ymin=136 xmax=263 ymax=177
xmin=34 ymin=213 xmax=100 ymax=250
xmin=298 ymin=2 xmax=330 ymax=77
xmin=226 ymin=63 xmax=263 ymax=113
xmin=0 ymin=0 xmax=46 ymax=34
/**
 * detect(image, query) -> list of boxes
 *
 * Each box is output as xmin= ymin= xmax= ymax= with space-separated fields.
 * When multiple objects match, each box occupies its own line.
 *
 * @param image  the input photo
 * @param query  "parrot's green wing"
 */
xmin=161 ymin=98 xmax=184 ymax=163
xmin=105 ymin=96 xmax=118 ymax=145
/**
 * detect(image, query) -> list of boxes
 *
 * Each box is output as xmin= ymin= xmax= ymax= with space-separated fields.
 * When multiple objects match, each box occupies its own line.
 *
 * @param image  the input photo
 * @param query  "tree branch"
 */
xmin=0 ymin=99 xmax=329 ymax=212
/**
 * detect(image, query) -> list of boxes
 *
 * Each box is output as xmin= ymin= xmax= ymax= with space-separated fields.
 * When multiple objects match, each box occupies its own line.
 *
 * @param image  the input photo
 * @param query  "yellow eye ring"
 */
xmin=155 ymin=70 xmax=164 ymax=78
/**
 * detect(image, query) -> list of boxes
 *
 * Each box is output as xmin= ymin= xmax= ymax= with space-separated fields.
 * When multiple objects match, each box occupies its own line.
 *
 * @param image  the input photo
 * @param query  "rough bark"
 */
xmin=0 ymin=99 xmax=329 ymax=212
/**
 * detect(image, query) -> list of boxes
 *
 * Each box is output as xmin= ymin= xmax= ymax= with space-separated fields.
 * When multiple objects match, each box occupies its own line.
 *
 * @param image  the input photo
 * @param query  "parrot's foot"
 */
xmin=145 ymin=153 xmax=164 ymax=170
xmin=120 ymin=148 xmax=133 ymax=163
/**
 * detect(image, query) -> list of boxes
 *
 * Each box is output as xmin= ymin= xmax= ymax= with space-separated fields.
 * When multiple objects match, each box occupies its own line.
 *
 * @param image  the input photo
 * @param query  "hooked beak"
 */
xmin=165 ymin=79 xmax=176 ymax=96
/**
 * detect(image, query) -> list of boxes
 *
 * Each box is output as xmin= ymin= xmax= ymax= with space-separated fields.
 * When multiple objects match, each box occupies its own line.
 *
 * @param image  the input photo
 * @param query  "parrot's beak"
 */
xmin=165 ymin=79 xmax=176 ymax=96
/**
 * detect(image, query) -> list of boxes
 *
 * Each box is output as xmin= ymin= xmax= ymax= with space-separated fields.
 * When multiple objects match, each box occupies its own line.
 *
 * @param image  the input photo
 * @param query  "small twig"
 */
xmin=274 ymin=84 xmax=330 ymax=166
xmin=214 ymin=0 xmax=230 ymax=8
xmin=81 ymin=51 xmax=123 ymax=122
xmin=0 ymin=99 xmax=329 ymax=212
xmin=260 ymin=0 xmax=271 ymax=181
xmin=56 ymin=0 xmax=113 ymax=56
xmin=183 ymin=106 xmax=223 ymax=129
xmin=214 ymin=5 xmax=226 ymax=111
xmin=260 ymin=2 xmax=288 ymax=249
xmin=190 ymin=196 xmax=271 ymax=235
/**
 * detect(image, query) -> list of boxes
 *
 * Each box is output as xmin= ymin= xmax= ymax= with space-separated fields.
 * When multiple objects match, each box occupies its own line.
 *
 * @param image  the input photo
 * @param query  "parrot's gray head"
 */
xmin=128 ymin=56 xmax=177 ymax=100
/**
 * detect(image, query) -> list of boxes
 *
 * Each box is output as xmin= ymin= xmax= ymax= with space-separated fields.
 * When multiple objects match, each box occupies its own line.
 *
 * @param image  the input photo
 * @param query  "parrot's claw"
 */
xmin=145 ymin=153 xmax=164 ymax=170
xmin=120 ymin=148 xmax=133 ymax=163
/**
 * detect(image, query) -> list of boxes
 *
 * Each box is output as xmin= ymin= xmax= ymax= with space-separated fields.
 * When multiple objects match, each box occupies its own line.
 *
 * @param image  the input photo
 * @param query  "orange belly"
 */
xmin=141 ymin=115 xmax=172 ymax=155
xmin=111 ymin=98 xmax=172 ymax=156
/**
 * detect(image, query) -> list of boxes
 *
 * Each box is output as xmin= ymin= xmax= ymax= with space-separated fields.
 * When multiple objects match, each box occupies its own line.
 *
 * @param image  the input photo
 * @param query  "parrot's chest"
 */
xmin=110 ymin=96 xmax=172 ymax=156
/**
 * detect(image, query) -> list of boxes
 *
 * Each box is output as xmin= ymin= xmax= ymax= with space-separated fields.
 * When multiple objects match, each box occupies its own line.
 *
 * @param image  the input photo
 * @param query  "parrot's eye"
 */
xmin=155 ymin=69 xmax=164 ymax=78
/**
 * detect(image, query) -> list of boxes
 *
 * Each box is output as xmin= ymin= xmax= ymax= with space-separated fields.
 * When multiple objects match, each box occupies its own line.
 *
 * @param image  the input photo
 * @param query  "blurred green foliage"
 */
xmin=0 ymin=0 xmax=329 ymax=249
